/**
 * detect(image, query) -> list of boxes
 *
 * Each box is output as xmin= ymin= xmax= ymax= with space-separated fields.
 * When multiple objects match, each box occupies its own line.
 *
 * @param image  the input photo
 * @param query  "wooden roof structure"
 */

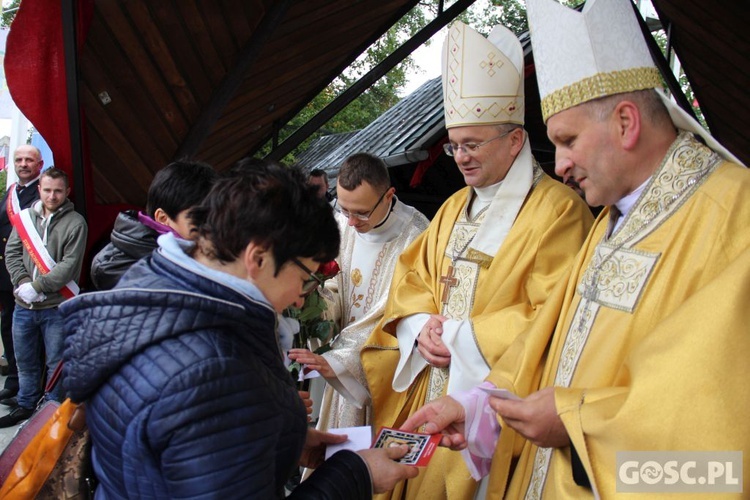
xmin=80 ymin=0 xmax=428 ymax=207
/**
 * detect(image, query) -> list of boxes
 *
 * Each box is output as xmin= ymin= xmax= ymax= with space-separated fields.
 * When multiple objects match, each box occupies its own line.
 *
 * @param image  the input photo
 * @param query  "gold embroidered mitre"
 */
xmin=442 ymin=21 xmax=525 ymax=129
xmin=526 ymin=0 xmax=742 ymax=164
xmin=527 ymin=0 xmax=660 ymax=123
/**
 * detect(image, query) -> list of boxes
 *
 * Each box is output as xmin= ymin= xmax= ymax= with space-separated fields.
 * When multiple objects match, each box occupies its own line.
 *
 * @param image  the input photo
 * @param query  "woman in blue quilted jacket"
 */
xmin=61 ymin=162 xmax=417 ymax=499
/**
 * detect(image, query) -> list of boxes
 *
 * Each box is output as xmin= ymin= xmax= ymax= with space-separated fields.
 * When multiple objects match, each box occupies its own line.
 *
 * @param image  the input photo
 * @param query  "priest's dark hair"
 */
xmin=337 ymin=153 xmax=390 ymax=192
xmin=146 ymin=159 xmax=218 ymax=219
xmin=190 ymin=161 xmax=340 ymax=275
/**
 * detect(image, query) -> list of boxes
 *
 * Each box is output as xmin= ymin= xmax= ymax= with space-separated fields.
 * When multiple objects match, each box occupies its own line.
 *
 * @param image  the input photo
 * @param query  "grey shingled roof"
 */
xmin=301 ymin=76 xmax=445 ymax=183
xmin=294 ymin=131 xmax=359 ymax=170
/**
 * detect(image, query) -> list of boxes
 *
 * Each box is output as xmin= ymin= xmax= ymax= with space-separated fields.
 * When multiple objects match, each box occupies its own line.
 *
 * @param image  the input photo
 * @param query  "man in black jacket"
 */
xmin=0 ymin=145 xmax=43 ymax=405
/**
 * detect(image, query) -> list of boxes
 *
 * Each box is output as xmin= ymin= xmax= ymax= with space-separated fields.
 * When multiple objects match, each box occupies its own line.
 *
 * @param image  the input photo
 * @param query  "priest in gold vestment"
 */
xmin=290 ymin=153 xmax=428 ymax=431
xmin=361 ymin=22 xmax=593 ymax=500
xmin=402 ymin=1 xmax=750 ymax=498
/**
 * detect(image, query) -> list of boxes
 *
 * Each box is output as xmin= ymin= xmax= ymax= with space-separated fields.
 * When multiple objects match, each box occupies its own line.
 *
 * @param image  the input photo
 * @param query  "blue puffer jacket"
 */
xmin=62 ymin=246 xmax=371 ymax=499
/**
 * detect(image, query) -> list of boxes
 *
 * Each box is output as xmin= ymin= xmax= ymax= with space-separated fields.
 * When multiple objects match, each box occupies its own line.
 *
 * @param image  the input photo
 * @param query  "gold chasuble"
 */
xmin=485 ymin=133 xmax=750 ymax=499
xmin=362 ymin=165 xmax=593 ymax=499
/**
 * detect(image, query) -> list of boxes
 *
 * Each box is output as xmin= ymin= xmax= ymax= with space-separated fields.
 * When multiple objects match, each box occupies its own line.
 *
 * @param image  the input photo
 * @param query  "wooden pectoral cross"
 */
xmin=440 ymin=265 xmax=459 ymax=305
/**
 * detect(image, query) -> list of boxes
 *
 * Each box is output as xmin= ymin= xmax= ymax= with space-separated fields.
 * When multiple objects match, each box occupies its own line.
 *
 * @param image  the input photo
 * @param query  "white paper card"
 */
xmin=324 ymin=426 xmax=372 ymax=460
xmin=477 ymin=386 xmax=522 ymax=401
xmin=298 ymin=368 xmax=322 ymax=381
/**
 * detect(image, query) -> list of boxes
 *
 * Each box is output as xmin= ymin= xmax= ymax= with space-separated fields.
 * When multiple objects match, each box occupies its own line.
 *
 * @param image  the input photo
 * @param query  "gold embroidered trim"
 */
xmin=541 ymin=67 xmax=662 ymax=122
xmin=612 ymin=132 xmax=720 ymax=245
xmin=577 ymin=246 xmax=660 ymax=313
xmin=466 ymin=248 xmax=493 ymax=268
xmin=527 ymin=447 xmax=553 ymax=499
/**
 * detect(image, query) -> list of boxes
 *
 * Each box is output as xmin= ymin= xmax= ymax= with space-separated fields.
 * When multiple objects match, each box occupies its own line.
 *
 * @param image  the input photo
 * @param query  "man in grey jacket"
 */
xmin=0 ymin=168 xmax=87 ymax=427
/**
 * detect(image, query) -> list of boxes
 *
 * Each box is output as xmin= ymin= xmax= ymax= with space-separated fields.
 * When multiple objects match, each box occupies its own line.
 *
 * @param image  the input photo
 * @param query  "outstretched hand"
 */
xmin=288 ymin=348 xmax=334 ymax=378
xmin=491 ymin=387 xmax=570 ymax=448
xmin=400 ymin=396 xmax=467 ymax=450
xmin=357 ymin=445 xmax=420 ymax=493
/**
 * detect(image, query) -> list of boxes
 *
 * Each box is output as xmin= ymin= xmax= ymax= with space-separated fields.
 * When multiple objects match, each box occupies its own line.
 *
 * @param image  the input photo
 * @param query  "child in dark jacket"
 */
xmin=89 ymin=159 xmax=217 ymax=290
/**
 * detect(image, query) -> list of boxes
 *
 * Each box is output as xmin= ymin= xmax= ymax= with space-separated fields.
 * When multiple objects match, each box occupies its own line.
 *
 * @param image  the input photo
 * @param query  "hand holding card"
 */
xmin=372 ymin=427 xmax=441 ymax=467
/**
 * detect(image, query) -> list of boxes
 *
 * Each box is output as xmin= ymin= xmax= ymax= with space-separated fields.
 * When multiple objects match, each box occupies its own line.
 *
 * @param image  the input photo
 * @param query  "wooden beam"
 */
xmin=174 ymin=1 xmax=293 ymax=159
xmin=62 ymin=0 xmax=87 ymax=217
xmin=264 ymin=0 xmax=477 ymax=161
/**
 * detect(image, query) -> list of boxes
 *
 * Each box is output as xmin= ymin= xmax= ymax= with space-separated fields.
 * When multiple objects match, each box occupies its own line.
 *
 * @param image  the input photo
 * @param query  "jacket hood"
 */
xmin=62 ymin=252 xmax=278 ymax=402
xmin=30 ymin=197 xmax=74 ymax=218
xmin=110 ymin=210 xmax=159 ymax=257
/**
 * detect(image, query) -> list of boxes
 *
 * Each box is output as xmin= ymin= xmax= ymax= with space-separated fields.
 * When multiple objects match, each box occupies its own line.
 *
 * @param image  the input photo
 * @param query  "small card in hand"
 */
xmin=372 ymin=427 xmax=441 ymax=467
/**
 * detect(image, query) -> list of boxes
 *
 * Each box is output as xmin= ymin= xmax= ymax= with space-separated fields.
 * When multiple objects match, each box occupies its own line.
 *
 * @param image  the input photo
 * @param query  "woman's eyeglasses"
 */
xmin=291 ymin=258 xmax=324 ymax=296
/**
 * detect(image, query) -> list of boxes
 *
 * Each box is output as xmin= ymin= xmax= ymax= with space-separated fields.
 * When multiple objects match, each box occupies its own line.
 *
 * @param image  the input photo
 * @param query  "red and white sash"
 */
xmin=6 ymin=183 xmax=22 ymax=221
xmin=11 ymin=208 xmax=79 ymax=299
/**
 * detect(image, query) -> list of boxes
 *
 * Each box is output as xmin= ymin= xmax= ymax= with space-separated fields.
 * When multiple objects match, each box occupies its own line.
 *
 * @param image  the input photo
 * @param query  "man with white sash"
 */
xmin=361 ymin=22 xmax=593 ymax=499
xmin=0 ymin=167 xmax=87 ymax=428
xmin=0 ymin=145 xmax=43 ymax=407
xmin=402 ymin=0 xmax=750 ymax=497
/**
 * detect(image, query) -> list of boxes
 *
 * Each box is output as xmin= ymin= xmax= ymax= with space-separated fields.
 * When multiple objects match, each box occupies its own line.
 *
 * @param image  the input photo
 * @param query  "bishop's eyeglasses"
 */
xmin=443 ymin=129 xmax=513 ymax=157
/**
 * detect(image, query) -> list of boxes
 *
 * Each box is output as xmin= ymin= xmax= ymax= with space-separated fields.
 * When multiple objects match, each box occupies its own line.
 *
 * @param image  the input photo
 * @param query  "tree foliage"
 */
xmin=460 ymin=0 xmax=529 ymax=36
xmin=1 ymin=0 xmax=20 ymax=29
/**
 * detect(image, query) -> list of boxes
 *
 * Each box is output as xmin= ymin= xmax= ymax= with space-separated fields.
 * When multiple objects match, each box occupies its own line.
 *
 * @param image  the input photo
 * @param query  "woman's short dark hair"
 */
xmin=190 ymin=162 xmax=340 ymax=274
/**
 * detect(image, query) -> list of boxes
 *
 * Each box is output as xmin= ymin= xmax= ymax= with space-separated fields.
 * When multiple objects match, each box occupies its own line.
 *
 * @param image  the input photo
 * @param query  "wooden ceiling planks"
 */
xmin=175 ymin=3 xmax=228 ymax=89
xmin=81 ymin=0 xmax=425 ymax=205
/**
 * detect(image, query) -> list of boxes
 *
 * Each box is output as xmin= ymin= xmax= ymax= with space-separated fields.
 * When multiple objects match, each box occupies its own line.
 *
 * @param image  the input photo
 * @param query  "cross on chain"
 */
xmin=440 ymin=265 xmax=459 ymax=305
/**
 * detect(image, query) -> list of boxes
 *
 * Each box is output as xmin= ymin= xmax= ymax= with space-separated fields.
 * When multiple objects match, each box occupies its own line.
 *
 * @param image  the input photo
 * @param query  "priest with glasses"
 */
xmin=289 ymin=152 xmax=428 ymax=432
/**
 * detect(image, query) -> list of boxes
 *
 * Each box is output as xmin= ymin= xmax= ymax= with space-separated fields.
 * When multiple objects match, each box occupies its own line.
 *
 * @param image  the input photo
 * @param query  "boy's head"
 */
xmin=146 ymin=159 xmax=217 ymax=239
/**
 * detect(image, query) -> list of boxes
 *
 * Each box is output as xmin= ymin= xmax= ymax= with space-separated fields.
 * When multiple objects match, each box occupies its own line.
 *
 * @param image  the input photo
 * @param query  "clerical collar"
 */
xmin=614 ymin=177 xmax=650 ymax=221
xmin=371 ymin=197 xmax=396 ymax=230
xmin=611 ymin=177 xmax=651 ymax=234
xmin=360 ymin=197 xmax=399 ymax=242
xmin=470 ymin=181 xmax=502 ymax=219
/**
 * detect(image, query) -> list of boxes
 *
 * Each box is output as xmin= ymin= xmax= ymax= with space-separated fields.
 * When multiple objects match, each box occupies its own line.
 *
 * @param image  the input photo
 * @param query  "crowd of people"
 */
xmin=0 ymin=0 xmax=748 ymax=498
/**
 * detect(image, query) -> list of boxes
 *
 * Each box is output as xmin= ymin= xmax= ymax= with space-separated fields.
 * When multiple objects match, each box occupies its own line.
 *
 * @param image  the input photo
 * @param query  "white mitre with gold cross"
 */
xmin=441 ymin=21 xmax=525 ymax=129
xmin=527 ymin=0 xmax=742 ymax=164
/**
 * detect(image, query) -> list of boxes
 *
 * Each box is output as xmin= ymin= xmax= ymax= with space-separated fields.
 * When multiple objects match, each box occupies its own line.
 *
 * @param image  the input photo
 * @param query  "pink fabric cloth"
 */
xmin=452 ymin=381 xmax=502 ymax=480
